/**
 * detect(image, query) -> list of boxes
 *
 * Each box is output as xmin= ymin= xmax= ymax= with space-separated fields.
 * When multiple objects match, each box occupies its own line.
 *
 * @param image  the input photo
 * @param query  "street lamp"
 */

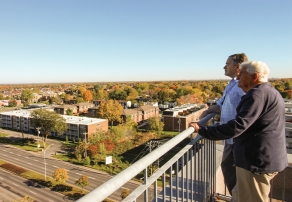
xmin=36 ymin=127 xmax=41 ymax=148
xmin=44 ymin=149 xmax=47 ymax=181
xmin=38 ymin=144 xmax=46 ymax=181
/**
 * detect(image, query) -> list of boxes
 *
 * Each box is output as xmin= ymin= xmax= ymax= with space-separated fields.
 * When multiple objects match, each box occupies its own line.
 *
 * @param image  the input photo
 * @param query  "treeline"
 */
xmin=0 ymin=78 xmax=292 ymax=107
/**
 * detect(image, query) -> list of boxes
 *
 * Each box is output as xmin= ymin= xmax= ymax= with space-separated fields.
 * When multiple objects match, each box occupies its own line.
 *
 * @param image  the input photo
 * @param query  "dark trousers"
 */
xmin=221 ymin=144 xmax=236 ymax=195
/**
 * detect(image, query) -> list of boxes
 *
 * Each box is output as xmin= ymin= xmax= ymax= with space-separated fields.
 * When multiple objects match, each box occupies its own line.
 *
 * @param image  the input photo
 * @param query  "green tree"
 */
xmin=20 ymin=89 xmax=33 ymax=106
xmin=284 ymin=80 xmax=292 ymax=90
xmin=97 ymin=100 xmax=124 ymax=127
xmin=8 ymin=100 xmax=17 ymax=107
xmin=109 ymin=88 xmax=127 ymax=100
xmin=66 ymin=108 xmax=73 ymax=115
xmin=78 ymin=87 xmax=87 ymax=97
xmin=64 ymin=94 xmax=73 ymax=102
xmin=75 ymin=142 xmax=85 ymax=162
xmin=30 ymin=109 xmax=68 ymax=148
xmin=0 ymin=93 xmax=4 ymax=100
xmin=76 ymin=97 xmax=84 ymax=103
xmin=49 ymin=96 xmax=62 ymax=105
xmin=83 ymin=156 xmax=91 ymax=165
xmin=148 ymin=116 xmax=164 ymax=134
xmin=94 ymin=89 xmax=108 ymax=100
xmin=125 ymin=87 xmax=139 ymax=101
xmin=75 ymin=175 xmax=89 ymax=193
xmin=52 ymin=168 xmax=69 ymax=184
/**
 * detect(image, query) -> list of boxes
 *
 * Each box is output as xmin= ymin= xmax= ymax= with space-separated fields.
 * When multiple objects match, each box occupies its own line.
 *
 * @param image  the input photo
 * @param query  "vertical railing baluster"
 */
xmin=162 ymin=172 xmax=166 ymax=202
xmin=186 ymin=150 xmax=189 ymax=201
xmin=194 ymin=142 xmax=197 ymax=200
xmin=144 ymin=168 xmax=148 ymax=202
xmin=169 ymin=167 xmax=172 ymax=202
xmin=176 ymin=160 xmax=179 ymax=202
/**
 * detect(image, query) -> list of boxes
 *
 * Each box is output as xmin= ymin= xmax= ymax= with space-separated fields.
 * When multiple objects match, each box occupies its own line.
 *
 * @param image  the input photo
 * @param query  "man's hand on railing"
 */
xmin=189 ymin=122 xmax=200 ymax=133
xmin=199 ymin=105 xmax=221 ymax=119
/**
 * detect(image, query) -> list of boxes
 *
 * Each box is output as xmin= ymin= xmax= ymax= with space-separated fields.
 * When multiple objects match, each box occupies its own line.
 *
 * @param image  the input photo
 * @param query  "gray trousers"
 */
xmin=221 ymin=144 xmax=236 ymax=195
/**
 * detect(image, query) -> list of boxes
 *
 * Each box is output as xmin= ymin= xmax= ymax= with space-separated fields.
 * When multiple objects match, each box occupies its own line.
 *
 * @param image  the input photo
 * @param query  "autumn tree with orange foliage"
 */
xmin=83 ymin=90 xmax=93 ymax=102
xmin=176 ymin=94 xmax=203 ymax=105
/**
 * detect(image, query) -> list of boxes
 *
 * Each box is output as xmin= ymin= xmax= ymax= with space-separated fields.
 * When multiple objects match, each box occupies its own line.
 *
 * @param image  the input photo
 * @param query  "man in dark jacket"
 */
xmin=190 ymin=61 xmax=288 ymax=202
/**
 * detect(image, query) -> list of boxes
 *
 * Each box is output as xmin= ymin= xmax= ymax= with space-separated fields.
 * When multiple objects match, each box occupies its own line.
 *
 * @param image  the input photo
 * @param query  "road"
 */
xmin=0 ymin=169 xmax=69 ymax=202
xmin=0 ymin=130 xmax=142 ymax=201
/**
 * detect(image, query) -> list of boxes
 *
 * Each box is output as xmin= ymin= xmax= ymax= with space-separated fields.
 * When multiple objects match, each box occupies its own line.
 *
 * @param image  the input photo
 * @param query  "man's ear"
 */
xmin=252 ymin=73 xmax=259 ymax=82
xmin=235 ymin=64 xmax=241 ymax=73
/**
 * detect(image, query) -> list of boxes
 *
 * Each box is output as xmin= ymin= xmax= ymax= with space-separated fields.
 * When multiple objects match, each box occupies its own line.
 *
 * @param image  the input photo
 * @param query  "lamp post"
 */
xmin=44 ymin=149 xmax=47 ymax=181
xmin=36 ymin=127 xmax=41 ymax=148
xmin=37 ymin=144 xmax=46 ymax=181
xmin=178 ymin=118 xmax=181 ymax=132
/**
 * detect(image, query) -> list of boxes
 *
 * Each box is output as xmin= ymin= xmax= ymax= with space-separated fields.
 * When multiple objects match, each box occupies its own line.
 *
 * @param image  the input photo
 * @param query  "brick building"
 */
xmin=162 ymin=104 xmax=207 ymax=132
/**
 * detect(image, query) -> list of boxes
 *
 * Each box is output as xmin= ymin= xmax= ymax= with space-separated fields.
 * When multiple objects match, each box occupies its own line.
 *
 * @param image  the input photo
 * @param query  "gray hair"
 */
xmin=240 ymin=61 xmax=270 ymax=82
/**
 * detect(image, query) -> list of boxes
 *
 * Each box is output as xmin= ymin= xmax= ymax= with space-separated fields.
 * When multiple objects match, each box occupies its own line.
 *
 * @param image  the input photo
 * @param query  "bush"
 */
xmin=83 ymin=156 xmax=90 ymax=166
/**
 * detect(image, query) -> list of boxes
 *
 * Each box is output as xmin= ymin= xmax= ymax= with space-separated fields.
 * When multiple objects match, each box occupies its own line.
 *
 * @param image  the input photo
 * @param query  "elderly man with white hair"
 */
xmin=190 ymin=61 xmax=288 ymax=202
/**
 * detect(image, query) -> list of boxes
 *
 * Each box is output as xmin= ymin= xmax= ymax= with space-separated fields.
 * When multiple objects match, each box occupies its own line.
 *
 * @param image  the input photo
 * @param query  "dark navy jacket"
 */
xmin=198 ymin=82 xmax=288 ymax=173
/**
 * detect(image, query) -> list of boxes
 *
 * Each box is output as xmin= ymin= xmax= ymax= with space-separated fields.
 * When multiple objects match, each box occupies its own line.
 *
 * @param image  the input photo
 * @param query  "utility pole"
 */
xmin=83 ymin=132 xmax=88 ymax=157
xmin=146 ymin=140 xmax=164 ymax=175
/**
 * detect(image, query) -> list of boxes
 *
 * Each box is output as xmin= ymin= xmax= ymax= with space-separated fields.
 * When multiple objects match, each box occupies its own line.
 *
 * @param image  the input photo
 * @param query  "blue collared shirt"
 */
xmin=217 ymin=78 xmax=245 ymax=144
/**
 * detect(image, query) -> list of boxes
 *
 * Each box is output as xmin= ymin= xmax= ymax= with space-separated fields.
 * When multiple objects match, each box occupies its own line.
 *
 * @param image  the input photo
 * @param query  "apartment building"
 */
xmin=0 ymin=110 xmax=31 ymax=132
xmin=59 ymin=115 xmax=108 ymax=140
xmin=0 ymin=110 xmax=108 ymax=140
xmin=122 ymin=108 xmax=143 ymax=123
xmin=162 ymin=104 xmax=207 ymax=132
xmin=122 ymin=105 xmax=159 ymax=123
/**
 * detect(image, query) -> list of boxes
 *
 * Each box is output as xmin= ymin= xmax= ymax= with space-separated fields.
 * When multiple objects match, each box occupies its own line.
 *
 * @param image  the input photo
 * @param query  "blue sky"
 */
xmin=1 ymin=1 xmax=291 ymax=84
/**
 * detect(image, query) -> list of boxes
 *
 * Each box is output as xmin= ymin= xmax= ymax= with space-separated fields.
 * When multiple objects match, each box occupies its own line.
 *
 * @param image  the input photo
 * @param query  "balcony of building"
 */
xmin=76 ymin=113 xmax=291 ymax=202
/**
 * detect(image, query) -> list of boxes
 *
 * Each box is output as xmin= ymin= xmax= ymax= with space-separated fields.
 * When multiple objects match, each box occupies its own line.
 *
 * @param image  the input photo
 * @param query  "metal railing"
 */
xmin=77 ymin=113 xmax=217 ymax=202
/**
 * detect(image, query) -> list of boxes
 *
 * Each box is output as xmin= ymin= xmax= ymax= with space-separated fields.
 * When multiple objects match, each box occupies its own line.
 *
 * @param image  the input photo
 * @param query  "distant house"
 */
xmin=87 ymin=106 xmax=99 ymax=117
xmin=93 ymin=100 xmax=131 ymax=109
xmin=28 ymin=103 xmax=47 ymax=109
xmin=54 ymin=105 xmax=78 ymax=115
xmin=74 ymin=102 xmax=95 ymax=114
xmin=93 ymin=100 xmax=103 ymax=107
xmin=0 ymin=100 xmax=22 ymax=107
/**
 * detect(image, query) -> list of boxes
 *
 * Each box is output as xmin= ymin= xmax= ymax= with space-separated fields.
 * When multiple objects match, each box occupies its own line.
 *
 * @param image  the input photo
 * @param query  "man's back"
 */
xmin=233 ymin=82 xmax=287 ymax=172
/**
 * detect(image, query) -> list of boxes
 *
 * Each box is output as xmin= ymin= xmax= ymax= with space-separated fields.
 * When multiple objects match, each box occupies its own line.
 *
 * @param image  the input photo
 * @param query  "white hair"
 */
xmin=239 ymin=61 xmax=270 ymax=82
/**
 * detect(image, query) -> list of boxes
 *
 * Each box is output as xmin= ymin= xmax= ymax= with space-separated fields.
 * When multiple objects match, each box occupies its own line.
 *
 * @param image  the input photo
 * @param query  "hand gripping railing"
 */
xmin=77 ymin=113 xmax=217 ymax=202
